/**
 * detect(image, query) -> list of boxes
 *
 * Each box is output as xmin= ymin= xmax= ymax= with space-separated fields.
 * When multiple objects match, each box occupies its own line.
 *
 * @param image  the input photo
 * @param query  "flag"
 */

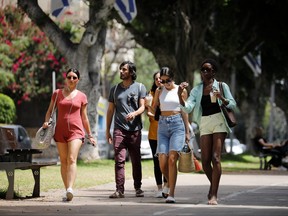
xmin=114 ymin=0 xmax=137 ymax=23
xmin=243 ymin=51 xmax=261 ymax=77
xmin=51 ymin=0 xmax=71 ymax=18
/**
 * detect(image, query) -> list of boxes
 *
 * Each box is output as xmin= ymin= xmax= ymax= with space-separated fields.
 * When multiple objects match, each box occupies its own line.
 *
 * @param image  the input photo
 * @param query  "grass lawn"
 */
xmin=0 ymin=154 xmax=262 ymax=198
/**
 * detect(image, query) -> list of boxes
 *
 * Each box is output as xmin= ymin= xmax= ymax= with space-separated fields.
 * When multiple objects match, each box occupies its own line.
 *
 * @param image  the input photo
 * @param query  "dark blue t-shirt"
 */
xmin=108 ymin=82 xmax=147 ymax=131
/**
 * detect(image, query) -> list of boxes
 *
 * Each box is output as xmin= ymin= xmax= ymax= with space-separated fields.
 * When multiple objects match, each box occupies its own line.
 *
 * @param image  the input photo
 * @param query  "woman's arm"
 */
xmin=178 ymin=82 xmax=189 ymax=106
xmin=258 ymin=138 xmax=278 ymax=149
xmin=42 ymin=91 xmax=57 ymax=128
xmin=180 ymin=88 xmax=190 ymax=143
xmin=106 ymin=102 xmax=115 ymax=144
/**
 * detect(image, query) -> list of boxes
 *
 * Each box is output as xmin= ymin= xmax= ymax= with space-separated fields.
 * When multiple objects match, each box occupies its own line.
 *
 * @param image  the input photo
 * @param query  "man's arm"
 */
xmin=106 ymin=102 xmax=115 ymax=144
xmin=126 ymin=98 xmax=146 ymax=121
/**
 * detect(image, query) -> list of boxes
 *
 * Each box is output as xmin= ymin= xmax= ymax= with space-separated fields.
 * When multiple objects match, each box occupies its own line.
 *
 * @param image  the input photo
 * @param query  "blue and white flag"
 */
xmin=243 ymin=52 xmax=261 ymax=77
xmin=114 ymin=0 xmax=137 ymax=23
xmin=51 ymin=0 xmax=71 ymax=18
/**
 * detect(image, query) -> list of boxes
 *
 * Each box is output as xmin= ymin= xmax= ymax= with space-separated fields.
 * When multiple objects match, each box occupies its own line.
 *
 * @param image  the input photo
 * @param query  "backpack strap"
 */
xmin=113 ymin=84 xmax=118 ymax=105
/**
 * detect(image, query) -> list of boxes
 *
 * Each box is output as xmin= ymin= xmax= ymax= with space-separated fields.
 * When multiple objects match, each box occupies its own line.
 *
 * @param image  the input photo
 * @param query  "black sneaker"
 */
xmin=135 ymin=188 xmax=144 ymax=197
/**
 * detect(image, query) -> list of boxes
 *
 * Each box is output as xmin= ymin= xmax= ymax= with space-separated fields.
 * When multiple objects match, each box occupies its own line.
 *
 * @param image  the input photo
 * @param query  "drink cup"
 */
xmin=210 ymin=91 xmax=217 ymax=103
xmin=146 ymin=95 xmax=153 ymax=106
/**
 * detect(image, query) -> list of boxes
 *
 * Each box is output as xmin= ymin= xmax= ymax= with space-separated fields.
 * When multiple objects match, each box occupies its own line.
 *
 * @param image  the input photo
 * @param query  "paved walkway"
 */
xmin=0 ymin=170 xmax=287 ymax=215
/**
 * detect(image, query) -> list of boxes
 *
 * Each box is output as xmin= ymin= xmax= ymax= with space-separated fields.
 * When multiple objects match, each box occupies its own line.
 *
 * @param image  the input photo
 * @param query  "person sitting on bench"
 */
xmin=253 ymin=126 xmax=288 ymax=169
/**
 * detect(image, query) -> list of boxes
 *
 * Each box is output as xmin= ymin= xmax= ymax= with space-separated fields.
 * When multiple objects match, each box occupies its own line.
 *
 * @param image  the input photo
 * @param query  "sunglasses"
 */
xmin=200 ymin=67 xmax=214 ymax=73
xmin=161 ymin=78 xmax=172 ymax=84
xmin=69 ymin=68 xmax=79 ymax=73
xmin=66 ymin=76 xmax=78 ymax=80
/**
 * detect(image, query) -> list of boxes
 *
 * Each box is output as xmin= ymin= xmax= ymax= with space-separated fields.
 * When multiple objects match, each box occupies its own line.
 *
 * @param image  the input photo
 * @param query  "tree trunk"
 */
xmin=17 ymin=0 xmax=113 ymax=161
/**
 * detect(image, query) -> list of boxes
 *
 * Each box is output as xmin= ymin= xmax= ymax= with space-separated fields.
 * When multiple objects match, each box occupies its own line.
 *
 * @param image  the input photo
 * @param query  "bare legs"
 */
xmin=200 ymin=132 xmax=226 ymax=205
xmin=57 ymin=139 xmax=83 ymax=190
xmin=158 ymin=151 xmax=179 ymax=198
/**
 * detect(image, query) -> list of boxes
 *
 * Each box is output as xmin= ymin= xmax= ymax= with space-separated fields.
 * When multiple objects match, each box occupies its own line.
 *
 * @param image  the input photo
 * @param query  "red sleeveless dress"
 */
xmin=52 ymin=89 xmax=88 ymax=143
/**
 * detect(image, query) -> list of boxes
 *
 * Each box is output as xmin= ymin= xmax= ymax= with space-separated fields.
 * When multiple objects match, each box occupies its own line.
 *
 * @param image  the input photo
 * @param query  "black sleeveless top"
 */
xmin=201 ymin=95 xmax=221 ymax=116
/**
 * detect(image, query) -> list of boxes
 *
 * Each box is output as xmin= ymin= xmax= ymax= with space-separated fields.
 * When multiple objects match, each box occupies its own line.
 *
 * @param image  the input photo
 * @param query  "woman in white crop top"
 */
xmin=152 ymin=67 xmax=190 ymax=203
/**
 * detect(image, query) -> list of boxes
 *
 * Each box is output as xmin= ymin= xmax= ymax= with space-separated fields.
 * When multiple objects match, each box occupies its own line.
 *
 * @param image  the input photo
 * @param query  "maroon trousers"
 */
xmin=113 ymin=128 xmax=142 ymax=193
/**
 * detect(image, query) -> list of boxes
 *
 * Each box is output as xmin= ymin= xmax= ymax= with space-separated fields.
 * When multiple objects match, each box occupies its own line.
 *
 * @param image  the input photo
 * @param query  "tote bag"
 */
xmin=32 ymin=92 xmax=58 ymax=149
xmin=178 ymin=144 xmax=195 ymax=173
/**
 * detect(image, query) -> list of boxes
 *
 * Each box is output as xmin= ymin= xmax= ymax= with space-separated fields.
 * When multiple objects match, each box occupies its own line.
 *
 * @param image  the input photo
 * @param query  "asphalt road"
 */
xmin=0 ymin=170 xmax=287 ymax=216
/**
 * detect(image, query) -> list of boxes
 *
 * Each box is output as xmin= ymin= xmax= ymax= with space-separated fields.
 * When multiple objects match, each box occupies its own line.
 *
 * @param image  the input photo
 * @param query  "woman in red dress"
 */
xmin=43 ymin=68 xmax=96 ymax=201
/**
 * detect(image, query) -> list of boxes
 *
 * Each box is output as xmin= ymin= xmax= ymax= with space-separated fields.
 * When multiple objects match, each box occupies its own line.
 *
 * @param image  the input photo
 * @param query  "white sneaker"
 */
xmin=278 ymin=165 xmax=287 ymax=171
xmin=165 ymin=196 xmax=176 ymax=203
xmin=66 ymin=188 xmax=74 ymax=201
xmin=155 ymin=190 xmax=163 ymax=198
xmin=282 ymin=156 xmax=288 ymax=163
xmin=162 ymin=186 xmax=169 ymax=198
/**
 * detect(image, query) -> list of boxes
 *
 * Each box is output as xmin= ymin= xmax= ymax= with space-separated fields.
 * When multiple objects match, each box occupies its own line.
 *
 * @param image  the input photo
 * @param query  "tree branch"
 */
xmin=17 ymin=0 xmax=76 ymax=61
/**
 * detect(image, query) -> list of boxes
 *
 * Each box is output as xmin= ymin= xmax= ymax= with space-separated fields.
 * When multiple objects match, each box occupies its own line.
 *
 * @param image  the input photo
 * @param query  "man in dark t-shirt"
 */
xmin=106 ymin=61 xmax=147 ymax=198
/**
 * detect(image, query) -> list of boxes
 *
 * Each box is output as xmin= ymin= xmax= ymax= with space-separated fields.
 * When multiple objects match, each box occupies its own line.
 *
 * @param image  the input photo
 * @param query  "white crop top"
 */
xmin=159 ymin=85 xmax=181 ymax=111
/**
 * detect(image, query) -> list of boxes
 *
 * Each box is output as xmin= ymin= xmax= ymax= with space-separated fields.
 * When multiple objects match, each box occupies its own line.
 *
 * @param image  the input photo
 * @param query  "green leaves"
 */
xmin=0 ymin=5 xmax=68 ymax=105
xmin=0 ymin=93 xmax=16 ymax=124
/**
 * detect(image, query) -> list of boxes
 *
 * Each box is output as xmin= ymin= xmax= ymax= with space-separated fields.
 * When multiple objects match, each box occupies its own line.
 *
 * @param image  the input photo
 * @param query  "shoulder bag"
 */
xmin=219 ymin=82 xmax=237 ymax=128
xmin=32 ymin=91 xmax=58 ymax=149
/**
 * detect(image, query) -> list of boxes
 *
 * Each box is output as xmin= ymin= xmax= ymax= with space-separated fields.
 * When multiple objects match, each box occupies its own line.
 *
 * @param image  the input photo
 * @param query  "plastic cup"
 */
xmin=146 ymin=95 xmax=153 ymax=106
xmin=210 ymin=92 xmax=217 ymax=103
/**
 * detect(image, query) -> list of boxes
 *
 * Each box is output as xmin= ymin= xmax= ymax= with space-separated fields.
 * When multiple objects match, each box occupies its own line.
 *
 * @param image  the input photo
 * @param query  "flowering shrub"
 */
xmin=0 ymin=93 xmax=16 ymax=123
xmin=0 ymin=5 xmax=68 ymax=105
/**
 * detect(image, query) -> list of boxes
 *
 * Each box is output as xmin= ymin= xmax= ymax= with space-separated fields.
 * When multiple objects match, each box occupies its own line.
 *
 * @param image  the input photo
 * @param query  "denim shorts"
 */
xmin=157 ymin=114 xmax=185 ymax=154
xmin=200 ymin=112 xmax=228 ymax=136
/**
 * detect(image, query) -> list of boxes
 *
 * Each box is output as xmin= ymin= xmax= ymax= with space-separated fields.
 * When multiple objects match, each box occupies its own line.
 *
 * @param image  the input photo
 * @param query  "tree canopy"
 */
xmin=12 ymin=0 xmax=288 ymax=150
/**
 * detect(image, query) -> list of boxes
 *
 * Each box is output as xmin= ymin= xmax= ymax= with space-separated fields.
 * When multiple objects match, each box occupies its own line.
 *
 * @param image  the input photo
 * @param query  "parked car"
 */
xmin=224 ymin=138 xmax=247 ymax=155
xmin=97 ymin=130 xmax=153 ymax=160
xmin=0 ymin=124 xmax=32 ymax=150
xmin=140 ymin=131 xmax=153 ymax=160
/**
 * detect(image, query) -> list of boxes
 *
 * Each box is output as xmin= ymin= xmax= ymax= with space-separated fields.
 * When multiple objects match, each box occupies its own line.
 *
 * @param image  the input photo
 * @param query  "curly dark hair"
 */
xmin=119 ymin=61 xmax=137 ymax=80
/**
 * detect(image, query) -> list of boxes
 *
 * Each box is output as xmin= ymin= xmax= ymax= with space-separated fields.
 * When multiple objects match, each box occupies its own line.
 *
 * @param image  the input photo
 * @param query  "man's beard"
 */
xmin=120 ymin=74 xmax=128 ymax=80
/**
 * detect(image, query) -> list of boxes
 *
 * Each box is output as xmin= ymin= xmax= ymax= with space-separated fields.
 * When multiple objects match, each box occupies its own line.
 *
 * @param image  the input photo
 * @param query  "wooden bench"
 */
xmin=0 ymin=126 xmax=57 ymax=199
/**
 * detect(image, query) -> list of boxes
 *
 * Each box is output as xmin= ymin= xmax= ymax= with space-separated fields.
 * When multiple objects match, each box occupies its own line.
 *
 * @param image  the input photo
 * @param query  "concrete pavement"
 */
xmin=0 ymin=170 xmax=287 ymax=215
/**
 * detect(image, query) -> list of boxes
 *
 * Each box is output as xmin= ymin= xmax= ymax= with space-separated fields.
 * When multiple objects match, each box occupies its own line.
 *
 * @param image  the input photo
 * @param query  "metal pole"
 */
xmin=52 ymin=71 xmax=56 ymax=92
xmin=268 ymin=81 xmax=275 ymax=142
xmin=229 ymin=66 xmax=236 ymax=153
xmin=52 ymin=71 xmax=56 ymax=120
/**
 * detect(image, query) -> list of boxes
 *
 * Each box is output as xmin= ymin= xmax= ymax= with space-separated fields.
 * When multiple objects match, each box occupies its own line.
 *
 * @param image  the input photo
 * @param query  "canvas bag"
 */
xmin=178 ymin=143 xmax=195 ymax=173
xmin=32 ymin=92 xmax=58 ymax=149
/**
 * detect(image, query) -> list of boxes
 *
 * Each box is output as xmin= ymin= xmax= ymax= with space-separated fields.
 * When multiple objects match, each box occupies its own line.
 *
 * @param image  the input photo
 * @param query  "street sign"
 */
xmin=114 ymin=0 xmax=137 ymax=23
xmin=51 ymin=0 xmax=71 ymax=18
